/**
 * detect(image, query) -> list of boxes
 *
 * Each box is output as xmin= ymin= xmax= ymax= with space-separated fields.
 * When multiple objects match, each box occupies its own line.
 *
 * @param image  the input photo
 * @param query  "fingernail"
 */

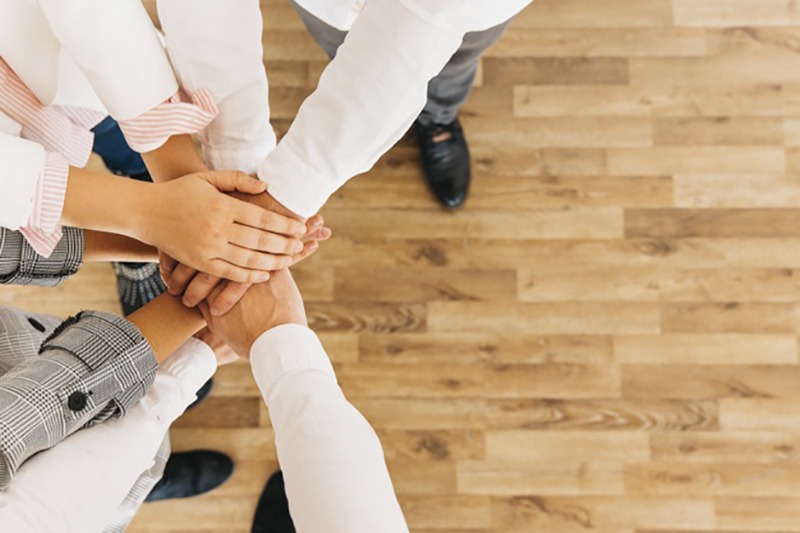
xmin=210 ymin=307 xmax=221 ymax=316
xmin=167 ymin=286 xmax=179 ymax=296
xmin=182 ymin=298 xmax=193 ymax=307
xmin=310 ymin=240 xmax=319 ymax=250
xmin=297 ymin=223 xmax=308 ymax=235
xmin=294 ymin=241 xmax=304 ymax=253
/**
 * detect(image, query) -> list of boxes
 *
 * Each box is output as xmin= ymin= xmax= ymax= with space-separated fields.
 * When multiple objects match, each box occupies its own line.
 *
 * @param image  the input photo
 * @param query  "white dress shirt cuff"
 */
xmin=160 ymin=336 xmax=218 ymax=405
xmin=205 ymin=136 xmax=275 ymax=177
xmin=258 ymin=147 xmax=337 ymax=218
xmin=250 ymin=324 xmax=334 ymax=400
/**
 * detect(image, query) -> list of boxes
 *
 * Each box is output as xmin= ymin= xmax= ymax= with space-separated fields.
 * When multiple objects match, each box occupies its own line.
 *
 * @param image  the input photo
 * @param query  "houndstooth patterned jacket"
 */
xmin=0 ymin=227 xmax=167 ymax=532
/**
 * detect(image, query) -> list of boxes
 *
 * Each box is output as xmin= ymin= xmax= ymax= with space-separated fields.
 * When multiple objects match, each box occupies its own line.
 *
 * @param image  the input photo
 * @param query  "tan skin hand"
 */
xmin=198 ymin=269 xmax=307 ymax=358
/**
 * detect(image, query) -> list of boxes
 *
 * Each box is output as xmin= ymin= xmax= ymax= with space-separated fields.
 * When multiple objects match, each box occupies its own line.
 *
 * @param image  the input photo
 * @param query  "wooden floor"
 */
xmin=6 ymin=0 xmax=800 ymax=531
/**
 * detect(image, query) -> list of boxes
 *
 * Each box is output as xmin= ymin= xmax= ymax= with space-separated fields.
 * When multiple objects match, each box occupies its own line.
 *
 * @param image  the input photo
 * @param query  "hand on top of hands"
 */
xmin=161 ymin=189 xmax=331 ymax=316
xmin=199 ymin=268 xmax=307 ymax=358
xmin=140 ymin=171 xmax=308 ymax=283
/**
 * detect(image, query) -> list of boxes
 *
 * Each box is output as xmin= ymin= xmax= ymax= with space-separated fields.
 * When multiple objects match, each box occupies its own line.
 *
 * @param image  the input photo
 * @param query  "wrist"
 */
xmin=126 ymin=183 xmax=161 ymax=244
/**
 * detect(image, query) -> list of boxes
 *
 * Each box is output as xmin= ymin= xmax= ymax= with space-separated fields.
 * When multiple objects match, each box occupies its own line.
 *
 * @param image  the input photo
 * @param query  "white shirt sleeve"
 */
xmin=250 ymin=324 xmax=408 ymax=533
xmin=258 ymin=0 xmax=531 ymax=217
xmin=0 ymin=131 xmax=44 ymax=231
xmin=36 ymin=0 xmax=178 ymax=120
xmin=156 ymin=0 xmax=276 ymax=175
xmin=0 ymin=338 xmax=217 ymax=533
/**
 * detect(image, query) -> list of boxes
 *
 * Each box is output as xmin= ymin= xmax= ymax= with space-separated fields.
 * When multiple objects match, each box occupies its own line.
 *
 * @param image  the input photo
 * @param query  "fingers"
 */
xmin=228 ymin=224 xmax=303 ymax=255
xmin=204 ymin=171 xmax=266 ymax=194
xmin=204 ymin=259 xmax=273 ymax=284
xmin=207 ymin=281 xmax=251 ymax=316
xmin=159 ymin=253 xmax=178 ymax=284
xmin=197 ymin=301 xmax=213 ymax=324
xmin=306 ymin=226 xmax=332 ymax=242
xmin=290 ymin=240 xmax=320 ymax=266
xmin=233 ymin=200 xmax=307 ymax=237
xmin=182 ymin=272 xmax=224 ymax=308
xmin=221 ymin=244 xmax=295 ymax=271
xmin=167 ymin=263 xmax=198 ymax=296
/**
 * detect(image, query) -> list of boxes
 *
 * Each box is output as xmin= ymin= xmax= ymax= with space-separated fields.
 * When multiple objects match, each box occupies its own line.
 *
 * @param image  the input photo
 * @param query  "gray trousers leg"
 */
xmin=289 ymin=0 xmax=512 ymax=125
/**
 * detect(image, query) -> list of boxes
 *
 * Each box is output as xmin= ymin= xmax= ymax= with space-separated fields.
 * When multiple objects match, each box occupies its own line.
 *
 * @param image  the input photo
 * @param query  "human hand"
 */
xmin=194 ymin=327 xmax=239 ymax=366
xmin=137 ymin=171 xmax=307 ymax=283
xmin=198 ymin=269 xmax=307 ymax=358
xmin=164 ymin=191 xmax=331 ymax=315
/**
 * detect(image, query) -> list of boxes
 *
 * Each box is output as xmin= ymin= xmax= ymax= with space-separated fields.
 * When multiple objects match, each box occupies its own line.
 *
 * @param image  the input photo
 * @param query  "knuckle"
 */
xmin=257 ymin=232 xmax=273 ymax=251
xmin=247 ymin=251 xmax=264 ymax=269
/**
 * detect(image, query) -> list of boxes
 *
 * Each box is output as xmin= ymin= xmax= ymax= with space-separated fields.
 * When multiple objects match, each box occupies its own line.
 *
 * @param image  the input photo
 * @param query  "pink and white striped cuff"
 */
xmin=19 ymin=152 xmax=70 ymax=258
xmin=118 ymin=89 xmax=218 ymax=153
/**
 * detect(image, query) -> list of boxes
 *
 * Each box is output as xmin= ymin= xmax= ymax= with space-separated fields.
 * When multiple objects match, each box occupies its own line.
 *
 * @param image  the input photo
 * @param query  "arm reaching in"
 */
xmin=201 ymin=271 xmax=408 ymax=532
xmin=60 ymin=168 xmax=306 ymax=283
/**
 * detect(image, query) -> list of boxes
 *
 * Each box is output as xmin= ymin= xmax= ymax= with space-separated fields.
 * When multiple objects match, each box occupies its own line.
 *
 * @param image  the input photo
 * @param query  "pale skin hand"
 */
xmin=59 ymin=167 xmax=307 ymax=282
xmin=164 ymin=190 xmax=331 ymax=315
xmin=199 ymin=268 xmax=307 ymax=358
xmin=138 ymin=135 xmax=330 ymax=314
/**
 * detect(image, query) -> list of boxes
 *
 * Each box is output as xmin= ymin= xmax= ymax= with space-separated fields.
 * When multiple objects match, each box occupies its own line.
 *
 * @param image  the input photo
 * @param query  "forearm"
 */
xmin=60 ymin=166 xmax=153 ymax=238
xmin=0 ymin=338 xmax=217 ymax=533
xmin=141 ymin=134 xmax=207 ymax=183
xmin=128 ymin=292 xmax=205 ymax=363
xmin=83 ymin=230 xmax=157 ymax=263
xmin=252 ymin=325 xmax=407 ymax=532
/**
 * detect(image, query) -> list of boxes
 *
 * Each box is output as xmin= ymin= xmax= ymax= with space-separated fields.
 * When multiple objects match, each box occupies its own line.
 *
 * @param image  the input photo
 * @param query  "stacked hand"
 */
xmin=199 ymin=268 xmax=307 ymax=358
xmin=138 ymin=171 xmax=309 ymax=283
xmin=162 ymin=190 xmax=331 ymax=316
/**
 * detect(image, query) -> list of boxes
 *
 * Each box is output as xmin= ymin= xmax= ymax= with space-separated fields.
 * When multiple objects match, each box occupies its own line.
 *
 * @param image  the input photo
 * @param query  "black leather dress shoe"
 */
xmin=251 ymin=470 xmax=295 ymax=533
xmin=145 ymin=450 xmax=233 ymax=502
xmin=415 ymin=117 xmax=471 ymax=209
xmin=187 ymin=378 xmax=214 ymax=410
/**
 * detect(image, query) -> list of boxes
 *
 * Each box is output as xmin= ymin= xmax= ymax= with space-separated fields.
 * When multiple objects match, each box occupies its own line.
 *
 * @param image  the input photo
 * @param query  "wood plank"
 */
xmin=653 ymin=117 xmax=784 ymax=146
xmin=491 ymin=28 xmax=706 ymax=58
xmin=429 ymin=302 xmax=660 ymax=335
xmin=484 ymin=431 xmax=650 ymax=464
xmin=483 ymin=58 xmax=629 ymax=86
xmin=674 ymin=174 xmax=800 ymax=208
xmin=608 ymin=147 xmax=785 ymax=175
xmin=359 ymin=333 xmax=613 ymax=365
xmin=716 ymin=497 xmax=800 ymax=530
xmin=614 ymin=334 xmax=798 ymax=365
xmin=458 ymin=460 xmax=624 ymax=496
xmin=625 ymin=462 xmax=800 ymax=496
xmin=487 ymin=399 xmax=718 ymax=431
xmin=674 ymin=0 xmax=800 ymax=27
xmin=490 ymin=496 xmax=715 ymax=530
xmin=511 ymin=0 xmax=673 ymax=29
xmin=720 ymin=399 xmax=800 ymax=430
xmin=626 ymin=208 xmax=800 ymax=238
xmin=334 ymin=267 xmax=517 ymax=303
xmin=514 ymin=84 xmax=785 ymax=118
xmin=650 ymin=431 xmax=800 ymax=465
xmin=623 ymin=365 xmax=800 ymax=400
xmin=519 ymin=267 xmax=800 ymax=302
xmin=324 ymin=206 xmax=625 ymax=240
xmin=660 ymin=302 xmax=796 ymax=333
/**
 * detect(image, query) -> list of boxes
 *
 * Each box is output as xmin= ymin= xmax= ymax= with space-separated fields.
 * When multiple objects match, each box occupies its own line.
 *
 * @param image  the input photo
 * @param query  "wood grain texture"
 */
xmin=2 ymin=0 xmax=799 ymax=531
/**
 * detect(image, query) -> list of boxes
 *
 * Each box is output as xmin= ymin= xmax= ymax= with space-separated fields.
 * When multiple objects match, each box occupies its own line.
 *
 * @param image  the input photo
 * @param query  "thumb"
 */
xmin=204 ymin=171 xmax=266 ymax=194
xmin=197 ymin=301 xmax=214 ymax=325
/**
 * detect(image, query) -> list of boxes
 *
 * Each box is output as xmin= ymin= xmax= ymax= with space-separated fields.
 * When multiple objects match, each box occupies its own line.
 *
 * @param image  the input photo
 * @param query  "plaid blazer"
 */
xmin=0 ymin=226 xmax=83 ymax=286
xmin=0 ymin=227 xmax=165 ymax=531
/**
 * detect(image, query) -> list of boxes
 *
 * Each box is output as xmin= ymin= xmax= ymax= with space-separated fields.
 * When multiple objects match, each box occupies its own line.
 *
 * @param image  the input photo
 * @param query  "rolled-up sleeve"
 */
xmin=0 ymin=310 xmax=157 ymax=488
xmin=0 ymin=227 xmax=83 ymax=286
